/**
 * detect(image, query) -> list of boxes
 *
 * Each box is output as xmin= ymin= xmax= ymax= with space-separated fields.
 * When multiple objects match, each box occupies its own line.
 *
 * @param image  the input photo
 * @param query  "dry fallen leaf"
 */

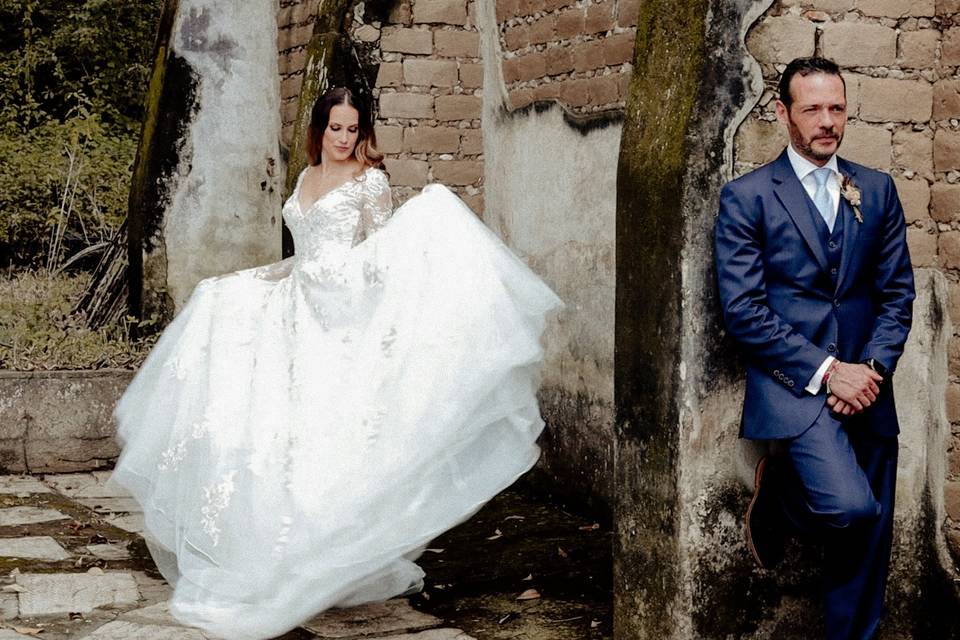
xmin=498 ymin=612 xmax=518 ymax=625
xmin=579 ymin=523 xmax=600 ymax=531
xmin=591 ymin=620 xmax=601 ymax=628
xmin=425 ymin=548 xmax=445 ymax=554
xmin=485 ymin=529 xmax=503 ymax=541
xmin=557 ymin=547 xmax=568 ymax=558
xmin=12 ymin=626 xmax=43 ymax=636
xmin=522 ymin=574 xmax=533 ymax=581
xmin=503 ymin=515 xmax=525 ymax=521
xmin=516 ymin=588 xmax=541 ymax=601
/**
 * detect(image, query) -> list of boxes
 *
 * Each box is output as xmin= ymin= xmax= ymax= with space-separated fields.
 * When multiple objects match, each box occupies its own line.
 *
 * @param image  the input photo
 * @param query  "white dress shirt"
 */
xmin=785 ymin=144 xmax=838 ymax=395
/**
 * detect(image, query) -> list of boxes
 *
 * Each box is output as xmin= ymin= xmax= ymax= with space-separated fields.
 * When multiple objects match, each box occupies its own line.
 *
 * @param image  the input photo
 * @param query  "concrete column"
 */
xmin=129 ymin=0 xmax=283 ymax=324
xmin=614 ymin=0 xmax=960 ymax=637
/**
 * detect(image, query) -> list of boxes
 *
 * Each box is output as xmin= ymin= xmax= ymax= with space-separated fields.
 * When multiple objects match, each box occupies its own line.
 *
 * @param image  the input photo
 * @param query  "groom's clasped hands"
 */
xmin=824 ymin=361 xmax=884 ymax=417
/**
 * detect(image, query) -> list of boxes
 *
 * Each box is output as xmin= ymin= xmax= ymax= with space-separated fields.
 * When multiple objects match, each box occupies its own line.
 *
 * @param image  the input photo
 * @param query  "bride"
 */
xmin=111 ymin=87 xmax=562 ymax=640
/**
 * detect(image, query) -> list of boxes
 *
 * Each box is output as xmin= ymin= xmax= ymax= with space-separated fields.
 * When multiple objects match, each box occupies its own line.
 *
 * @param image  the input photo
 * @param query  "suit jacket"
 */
xmin=715 ymin=149 xmax=915 ymax=440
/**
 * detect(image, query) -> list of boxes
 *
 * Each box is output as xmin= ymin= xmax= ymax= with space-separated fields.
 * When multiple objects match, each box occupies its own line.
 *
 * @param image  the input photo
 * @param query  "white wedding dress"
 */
xmin=111 ymin=166 xmax=561 ymax=640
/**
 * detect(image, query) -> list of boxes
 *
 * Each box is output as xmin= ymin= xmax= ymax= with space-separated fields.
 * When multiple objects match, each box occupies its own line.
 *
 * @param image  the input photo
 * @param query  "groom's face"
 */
xmin=775 ymin=72 xmax=847 ymax=166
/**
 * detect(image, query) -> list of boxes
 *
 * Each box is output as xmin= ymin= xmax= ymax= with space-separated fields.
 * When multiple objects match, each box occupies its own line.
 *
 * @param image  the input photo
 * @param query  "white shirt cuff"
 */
xmin=805 ymin=356 xmax=836 ymax=395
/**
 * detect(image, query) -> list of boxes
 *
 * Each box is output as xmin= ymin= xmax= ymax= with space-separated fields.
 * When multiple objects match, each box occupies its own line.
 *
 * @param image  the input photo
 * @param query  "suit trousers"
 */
xmin=776 ymin=406 xmax=899 ymax=640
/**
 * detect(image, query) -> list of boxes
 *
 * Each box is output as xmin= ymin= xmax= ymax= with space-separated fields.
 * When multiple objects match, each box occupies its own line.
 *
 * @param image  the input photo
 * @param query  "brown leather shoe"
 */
xmin=745 ymin=455 xmax=785 ymax=570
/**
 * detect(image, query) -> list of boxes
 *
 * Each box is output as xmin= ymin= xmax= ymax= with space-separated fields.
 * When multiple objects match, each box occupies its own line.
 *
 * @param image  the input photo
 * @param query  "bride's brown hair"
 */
xmin=306 ymin=87 xmax=384 ymax=168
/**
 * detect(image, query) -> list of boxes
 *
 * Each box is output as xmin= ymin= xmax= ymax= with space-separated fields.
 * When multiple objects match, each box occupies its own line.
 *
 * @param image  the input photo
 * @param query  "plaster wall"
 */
xmin=479 ymin=0 xmax=617 ymax=508
xmin=157 ymin=0 xmax=284 ymax=311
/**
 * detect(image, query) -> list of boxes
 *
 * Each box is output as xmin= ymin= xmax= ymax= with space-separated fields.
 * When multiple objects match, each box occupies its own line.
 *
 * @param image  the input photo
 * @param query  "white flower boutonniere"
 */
xmin=841 ymin=175 xmax=863 ymax=223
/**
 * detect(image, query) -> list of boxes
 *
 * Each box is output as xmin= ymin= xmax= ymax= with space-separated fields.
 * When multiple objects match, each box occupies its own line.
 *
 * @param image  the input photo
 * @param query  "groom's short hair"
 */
xmin=778 ymin=57 xmax=844 ymax=108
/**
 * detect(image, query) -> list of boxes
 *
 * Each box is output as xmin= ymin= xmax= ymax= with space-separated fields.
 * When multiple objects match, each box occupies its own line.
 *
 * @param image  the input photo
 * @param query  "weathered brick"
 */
xmin=277 ymin=5 xmax=295 ymax=29
xmin=501 ymin=58 xmax=520 ymax=84
xmin=947 ymin=383 xmax=960 ymax=424
xmin=746 ymin=16 xmax=816 ymax=64
xmin=533 ymin=82 xmax=562 ymax=101
xmin=900 ymin=29 xmax=940 ymax=69
xmin=947 ymin=481 xmax=960 ymax=521
xmin=950 ymin=278 xmax=960 ymax=334
xmin=935 ymin=129 xmax=960 ymax=171
xmin=618 ymin=72 xmax=631 ymax=99
xmin=893 ymin=129 xmax=934 ymax=176
xmin=518 ymin=0 xmax=540 ymax=17
xmin=895 ymin=177 xmax=931 ymax=224
xmin=355 ymin=25 xmax=382 ymax=43
xmin=589 ymin=74 xmax=620 ymax=106
xmin=281 ymin=74 xmax=304 ymax=100
xmin=859 ymin=77 xmax=932 ymax=123
xmin=935 ymin=79 xmax=960 ymax=120
xmin=389 ymin=0 xmax=413 ymax=25
xmin=556 ymin=8 xmax=585 ymax=39
xmin=278 ymin=23 xmax=314 ymax=51
xmin=941 ymin=230 xmax=960 ymax=270
xmin=381 ymin=27 xmax=433 ymax=54
xmin=402 ymin=59 xmax=459 ymax=87
xmin=604 ymin=32 xmax=635 ymax=66
xmin=436 ymin=94 xmax=482 ymax=120
xmin=807 ymin=0 xmax=855 ymax=10
xmin=584 ymin=0 xmax=615 ymax=34
xmin=529 ymin=15 xmax=557 ymax=45
xmin=496 ymin=0 xmax=518 ymax=21
xmin=279 ymin=49 xmax=308 ymax=76
xmin=414 ymin=0 xmax=468 ymax=25
xmin=952 ymin=336 xmax=960 ymax=378
xmin=376 ymin=62 xmax=404 ymax=87
xmin=545 ymin=0 xmax=575 ymax=11
xmin=460 ymin=63 xmax=484 ymax=88
xmin=514 ymin=51 xmax=548 ymax=81
xmin=374 ymin=125 xmax=403 ymax=154
xmin=384 ymin=158 xmax=429 ymax=187
xmin=841 ymin=72 xmax=861 ymax=117
xmin=573 ymin=40 xmax=605 ymax=73
xmin=736 ymin=118 xmax=789 ymax=165
xmin=617 ymin=0 xmax=639 ymax=27
xmin=841 ymin=124 xmax=892 ymax=170
xmin=281 ymin=99 xmax=299 ymax=125
xmin=821 ymin=23 xmax=897 ymax=67
xmin=432 ymin=160 xmax=483 ymax=185
xmin=943 ymin=27 xmax=960 ymax=66
xmin=403 ymin=126 xmax=461 ymax=153
xmin=282 ymin=123 xmax=295 ymax=147
xmin=435 ymin=30 xmax=480 ymax=57
xmin=503 ymin=23 xmax=528 ymax=50
xmin=932 ymin=182 xmax=960 ymax=224
xmin=939 ymin=0 xmax=960 ymax=14
xmin=379 ymin=92 xmax=435 ymax=119
xmin=461 ymin=129 xmax=483 ymax=155
xmin=546 ymin=46 xmax=575 ymax=75
xmin=461 ymin=192 xmax=484 ymax=215
xmin=559 ymin=78 xmax=591 ymax=107
xmin=907 ymin=227 xmax=938 ymax=267
xmin=858 ymin=0 xmax=934 ymax=16
xmin=509 ymin=88 xmax=534 ymax=110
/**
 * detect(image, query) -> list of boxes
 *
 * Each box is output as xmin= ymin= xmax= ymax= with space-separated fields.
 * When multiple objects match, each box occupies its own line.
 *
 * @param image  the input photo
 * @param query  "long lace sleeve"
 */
xmin=353 ymin=168 xmax=393 ymax=246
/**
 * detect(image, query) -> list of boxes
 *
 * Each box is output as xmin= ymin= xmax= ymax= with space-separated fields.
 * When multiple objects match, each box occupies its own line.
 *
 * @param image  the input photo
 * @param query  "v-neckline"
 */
xmin=297 ymin=166 xmax=369 ymax=214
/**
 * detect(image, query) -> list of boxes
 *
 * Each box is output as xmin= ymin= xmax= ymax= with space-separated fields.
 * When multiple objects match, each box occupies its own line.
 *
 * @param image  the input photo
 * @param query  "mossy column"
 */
xmin=614 ymin=0 xmax=773 ymax=637
xmin=128 ymin=0 xmax=283 ymax=324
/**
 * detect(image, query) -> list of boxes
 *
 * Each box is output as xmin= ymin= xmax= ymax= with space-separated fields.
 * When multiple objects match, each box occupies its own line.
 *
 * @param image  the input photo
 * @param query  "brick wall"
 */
xmin=736 ymin=0 xmax=960 ymax=562
xmin=276 ymin=0 xmax=484 ymax=213
xmin=497 ymin=0 xmax=637 ymax=112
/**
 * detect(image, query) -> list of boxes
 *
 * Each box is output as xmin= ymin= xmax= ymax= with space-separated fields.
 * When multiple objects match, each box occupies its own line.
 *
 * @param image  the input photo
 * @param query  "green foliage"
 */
xmin=0 ymin=268 xmax=156 ymax=369
xmin=0 ymin=0 xmax=163 ymax=267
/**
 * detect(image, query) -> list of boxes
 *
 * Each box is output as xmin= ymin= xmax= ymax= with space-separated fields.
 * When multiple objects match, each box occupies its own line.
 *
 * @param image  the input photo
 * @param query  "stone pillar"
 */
xmin=615 ymin=0 xmax=960 ymax=637
xmin=128 ymin=0 xmax=283 ymax=324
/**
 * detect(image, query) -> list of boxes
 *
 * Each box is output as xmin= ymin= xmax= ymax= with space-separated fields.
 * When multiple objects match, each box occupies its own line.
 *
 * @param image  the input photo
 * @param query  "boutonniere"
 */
xmin=841 ymin=175 xmax=863 ymax=223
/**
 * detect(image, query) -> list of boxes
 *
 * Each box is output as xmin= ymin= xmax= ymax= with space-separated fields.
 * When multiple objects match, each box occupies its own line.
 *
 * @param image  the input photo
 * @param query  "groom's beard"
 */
xmin=788 ymin=119 xmax=843 ymax=162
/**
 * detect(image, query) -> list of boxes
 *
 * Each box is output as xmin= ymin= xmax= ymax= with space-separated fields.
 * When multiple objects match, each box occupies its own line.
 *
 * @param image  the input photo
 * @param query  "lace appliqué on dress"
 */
xmin=201 ymin=471 xmax=237 ymax=547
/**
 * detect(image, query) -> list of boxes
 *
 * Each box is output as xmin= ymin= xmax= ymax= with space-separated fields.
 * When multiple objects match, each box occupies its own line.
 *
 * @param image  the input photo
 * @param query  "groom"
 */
xmin=714 ymin=57 xmax=915 ymax=639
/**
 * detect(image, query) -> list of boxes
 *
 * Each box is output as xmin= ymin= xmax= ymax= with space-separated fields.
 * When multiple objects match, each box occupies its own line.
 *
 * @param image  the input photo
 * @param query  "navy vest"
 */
xmin=805 ymin=191 xmax=844 ymax=289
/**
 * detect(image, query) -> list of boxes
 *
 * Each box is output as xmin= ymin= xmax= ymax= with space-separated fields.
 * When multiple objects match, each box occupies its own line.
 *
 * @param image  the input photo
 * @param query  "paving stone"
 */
xmin=46 ymin=473 xmax=129 ymax=500
xmin=130 ymin=572 xmax=173 ymax=607
xmin=16 ymin=572 xmax=139 ymax=616
xmin=120 ymin=600 xmax=180 ymax=626
xmin=76 ymin=498 xmax=141 ymax=514
xmin=0 ymin=591 xmax=18 ymax=619
xmin=367 ymin=630 xmax=475 ymax=640
xmin=104 ymin=513 xmax=145 ymax=535
xmin=0 ymin=506 xmax=70 ymax=527
xmin=80 ymin=620 xmax=207 ymax=639
xmin=302 ymin=599 xmax=441 ymax=638
xmin=0 ymin=476 xmax=52 ymax=495
xmin=85 ymin=543 xmax=131 ymax=561
xmin=0 ymin=537 xmax=71 ymax=561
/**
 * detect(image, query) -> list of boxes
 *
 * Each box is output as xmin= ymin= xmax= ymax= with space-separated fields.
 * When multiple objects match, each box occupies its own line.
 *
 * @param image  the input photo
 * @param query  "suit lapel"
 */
xmin=835 ymin=158 xmax=861 ymax=294
xmin=771 ymin=151 xmax=829 ymax=274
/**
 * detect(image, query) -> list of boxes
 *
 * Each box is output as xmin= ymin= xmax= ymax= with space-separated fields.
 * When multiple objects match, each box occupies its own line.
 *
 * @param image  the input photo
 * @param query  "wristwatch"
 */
xmin=863 ymin=358 xmax=888 ymax=377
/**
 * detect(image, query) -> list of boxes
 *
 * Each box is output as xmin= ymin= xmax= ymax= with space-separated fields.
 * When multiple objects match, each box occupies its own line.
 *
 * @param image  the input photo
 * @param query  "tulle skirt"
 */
xmin=111 ymin=184 xmax=562 ymax=640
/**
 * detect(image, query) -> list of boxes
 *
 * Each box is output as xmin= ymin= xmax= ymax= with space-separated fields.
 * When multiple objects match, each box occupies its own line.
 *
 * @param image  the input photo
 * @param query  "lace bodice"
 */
xmin=283 ymin=166 xmax=393 ymax=264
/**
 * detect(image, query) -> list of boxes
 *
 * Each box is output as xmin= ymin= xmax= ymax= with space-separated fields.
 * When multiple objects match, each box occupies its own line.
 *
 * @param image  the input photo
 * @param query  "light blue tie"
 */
xmin=812 ymin=167 xmax=836 ymax=232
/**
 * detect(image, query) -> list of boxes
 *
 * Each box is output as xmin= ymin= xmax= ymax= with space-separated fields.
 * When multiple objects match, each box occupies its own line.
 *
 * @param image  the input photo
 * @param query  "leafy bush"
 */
xmin=0 ymin=268 xmax=155 ymax=369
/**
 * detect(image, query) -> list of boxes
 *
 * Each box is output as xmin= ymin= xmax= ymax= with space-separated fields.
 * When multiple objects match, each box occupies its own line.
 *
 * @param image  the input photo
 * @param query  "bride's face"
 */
xmin=322 ymin=103 xmax=360 ymax=163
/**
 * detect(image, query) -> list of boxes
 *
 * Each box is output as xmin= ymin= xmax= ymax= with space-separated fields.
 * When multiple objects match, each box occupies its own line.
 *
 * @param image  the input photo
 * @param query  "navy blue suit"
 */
xmin=715 ymin=150 xmax=915 ymax=639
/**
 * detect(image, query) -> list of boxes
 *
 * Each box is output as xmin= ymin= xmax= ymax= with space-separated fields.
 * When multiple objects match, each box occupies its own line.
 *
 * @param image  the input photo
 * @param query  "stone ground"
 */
xmin=0 ymin=474 xmax=611 ymax=639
